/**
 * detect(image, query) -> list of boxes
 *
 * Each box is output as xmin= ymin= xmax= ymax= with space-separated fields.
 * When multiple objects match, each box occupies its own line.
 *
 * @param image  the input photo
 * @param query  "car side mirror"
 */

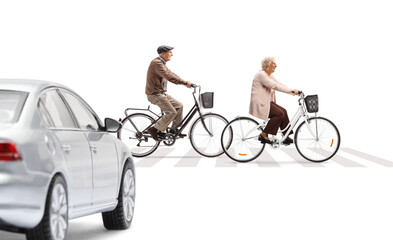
xmin=104 ymin=118 xmax=122 ymax=133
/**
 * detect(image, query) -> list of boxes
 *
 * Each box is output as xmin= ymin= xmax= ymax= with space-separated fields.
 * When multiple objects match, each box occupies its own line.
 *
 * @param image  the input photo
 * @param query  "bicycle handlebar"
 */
xmin=291 ymin=90 xmax=303 ymax=95
xmin=190 ymin=84 xmax=201 ymax=96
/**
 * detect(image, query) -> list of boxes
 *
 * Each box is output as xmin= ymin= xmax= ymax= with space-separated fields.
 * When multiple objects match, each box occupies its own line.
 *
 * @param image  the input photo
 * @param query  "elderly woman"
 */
xmin=249 ymin=57 xmax=299 ymax=145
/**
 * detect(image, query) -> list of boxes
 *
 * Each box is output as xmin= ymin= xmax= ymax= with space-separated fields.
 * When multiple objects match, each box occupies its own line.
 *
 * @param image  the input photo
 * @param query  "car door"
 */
xmin=59 ymin=90 xmax=119 ymax=206
xmin=38 ymin=89 xmax=93 ymax=209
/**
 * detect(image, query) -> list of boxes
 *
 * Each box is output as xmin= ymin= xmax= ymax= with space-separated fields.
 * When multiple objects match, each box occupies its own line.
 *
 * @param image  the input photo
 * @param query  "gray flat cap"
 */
xmin=157 ymin=45 xmax=174 ymax=54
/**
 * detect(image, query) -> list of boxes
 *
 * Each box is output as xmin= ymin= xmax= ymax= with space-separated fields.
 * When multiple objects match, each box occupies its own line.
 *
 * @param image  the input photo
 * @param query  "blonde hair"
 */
xmin=261 ymin=56 xmax=276 ymax=70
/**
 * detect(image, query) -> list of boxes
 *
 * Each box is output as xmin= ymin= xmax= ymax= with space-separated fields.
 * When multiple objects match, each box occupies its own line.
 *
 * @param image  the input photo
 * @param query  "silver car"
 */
xmin=0 ymin=79 xmax=135 ymax=240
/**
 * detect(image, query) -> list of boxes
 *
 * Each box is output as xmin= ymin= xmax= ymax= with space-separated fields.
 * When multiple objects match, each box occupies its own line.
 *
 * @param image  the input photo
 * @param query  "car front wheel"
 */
xmin=102 ymin=161 xmax=135 ymax=230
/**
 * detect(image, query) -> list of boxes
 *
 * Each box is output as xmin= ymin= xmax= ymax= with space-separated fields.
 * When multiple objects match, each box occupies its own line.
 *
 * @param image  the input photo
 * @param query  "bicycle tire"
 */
xmin=117 ymin=113 xmax=160 ymax=157
xmin=294 ymin=117 xmax=340 ymax=162
xmin=221 ymin=117 xmax=265 ymax=162
xmin=189 ymin=113 xmax=229 ymax=157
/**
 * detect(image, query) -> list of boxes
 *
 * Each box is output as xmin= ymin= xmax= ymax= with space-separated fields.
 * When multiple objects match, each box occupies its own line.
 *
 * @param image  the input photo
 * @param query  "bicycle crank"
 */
xmin=162 ymin=133 xmax=176 ymax=146
xmin=270 ymin=137 xmax=280 ymax=149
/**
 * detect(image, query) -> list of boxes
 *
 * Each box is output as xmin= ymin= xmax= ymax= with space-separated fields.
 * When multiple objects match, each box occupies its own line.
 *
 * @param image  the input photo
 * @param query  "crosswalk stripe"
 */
xmin=135 ymin=147 xmax=175 ymax=167
xmin=306 ymin=147 xmax=365 ymax=167
xmin=216 ymin=154 xmax=237 ymax=167
xmin=280 ymin=148 xmax=326 ymax=167
xmin=175 ymin=149 xmax=202 ymax=167
xmin=256 ymin=151 xmax=280 ymax=167
xmin=341 ymin=148 xmax=393 ymax=167
xmin=329 ymin=154 xmax=365 ymax=167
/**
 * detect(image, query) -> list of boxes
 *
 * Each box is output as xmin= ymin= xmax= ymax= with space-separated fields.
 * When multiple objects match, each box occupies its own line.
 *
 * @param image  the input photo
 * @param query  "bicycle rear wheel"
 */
xmin=117 ymin=113 xmax=160 ymax=157
xmin=295 ymin=117 xmax=340 ymax=162
xmin=221 ymin=117 xmax=265 ymax=162
xmin=189 ymin=113 xmax=229 ymax=157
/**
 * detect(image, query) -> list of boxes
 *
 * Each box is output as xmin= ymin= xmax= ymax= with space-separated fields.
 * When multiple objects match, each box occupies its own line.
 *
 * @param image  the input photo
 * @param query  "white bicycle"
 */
xmin=220 ymin=91 xmax=341 ymax=162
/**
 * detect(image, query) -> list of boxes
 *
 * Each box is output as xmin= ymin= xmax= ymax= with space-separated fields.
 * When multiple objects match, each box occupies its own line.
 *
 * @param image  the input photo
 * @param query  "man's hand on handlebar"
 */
xmin=185 ymin=81 xmax=193 ymax=88
xmin=184 ymin=81 xmax=198 ymax=89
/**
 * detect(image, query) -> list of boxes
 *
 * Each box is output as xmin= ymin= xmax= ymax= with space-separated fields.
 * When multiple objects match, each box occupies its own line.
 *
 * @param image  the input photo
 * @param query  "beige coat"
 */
xmin=249 ymin=70 xmax=291 ymax=120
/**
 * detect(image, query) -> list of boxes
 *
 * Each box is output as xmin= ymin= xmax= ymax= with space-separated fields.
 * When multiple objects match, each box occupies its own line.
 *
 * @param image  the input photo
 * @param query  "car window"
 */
xmin=60 ymin=91 xmax=99 ymax=131
xmin=39 ymin=90 xmax=76 ymax=129
xmin=0 ymin=90 xmax=28 ymax=124
xmin=38 ymin=99 xmax=55 ymax=127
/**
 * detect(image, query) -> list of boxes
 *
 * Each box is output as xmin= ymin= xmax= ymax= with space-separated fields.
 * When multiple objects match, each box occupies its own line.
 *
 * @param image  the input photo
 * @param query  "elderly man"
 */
xmin=145 ymin=45 xmax=193 ymax=141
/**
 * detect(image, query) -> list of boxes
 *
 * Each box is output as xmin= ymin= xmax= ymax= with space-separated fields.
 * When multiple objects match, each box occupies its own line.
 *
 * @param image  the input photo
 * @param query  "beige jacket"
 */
xmin=145 ymin=57 xmax=186 ymax=95
xmin=249 ymin=70 xmax=291 ymax=120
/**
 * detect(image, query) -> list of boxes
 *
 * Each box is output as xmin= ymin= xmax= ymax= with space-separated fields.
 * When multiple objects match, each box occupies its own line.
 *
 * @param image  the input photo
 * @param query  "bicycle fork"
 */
xmin=198 ymin=109 xmax=213 ymax=137
xmin=304 ymin=115 xmax=318 ymax=140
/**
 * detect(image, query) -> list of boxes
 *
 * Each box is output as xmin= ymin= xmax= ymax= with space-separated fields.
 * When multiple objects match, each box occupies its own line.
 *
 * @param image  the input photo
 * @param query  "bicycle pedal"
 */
xmin=153 ymin=132 xmax=164 ymax=140
xmin=177 ymin=134 xmax=187 ymax=138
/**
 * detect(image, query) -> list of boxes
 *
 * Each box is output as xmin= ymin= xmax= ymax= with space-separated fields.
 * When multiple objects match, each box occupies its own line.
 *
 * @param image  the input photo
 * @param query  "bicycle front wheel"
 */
xmin=189 ymin=113 xmax=229 ymax=157
xmin=117 ymin=113 xmax=160 ymax=157
xmin=295 ymin=117 xmax=340 ymax=162
xmin=221 ymin=117 xmax=265 ymax=162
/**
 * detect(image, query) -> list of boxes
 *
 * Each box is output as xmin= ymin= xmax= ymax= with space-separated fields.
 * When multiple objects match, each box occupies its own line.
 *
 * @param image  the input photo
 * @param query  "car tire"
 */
xmin=26 ymin=175 xmax=68 ymax=240
xmin=102 ymin=161 xmax=135 ymax=230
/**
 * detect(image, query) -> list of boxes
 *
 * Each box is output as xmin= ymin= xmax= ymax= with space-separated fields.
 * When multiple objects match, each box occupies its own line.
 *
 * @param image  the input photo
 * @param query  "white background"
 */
xmin=1 ymin=0 xmax=392 ymax=239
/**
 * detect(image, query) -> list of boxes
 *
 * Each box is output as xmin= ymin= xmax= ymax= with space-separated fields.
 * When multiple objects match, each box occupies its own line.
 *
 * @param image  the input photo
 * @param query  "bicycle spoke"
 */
xmin=295 ymin=117 xmax=340 ymax=162
xmin=118 ymin=114 xmax=160 ymax=157
xmin=190 ymin=114 xmax=228 ymax=157
xmin=221 ymin=117 xmax=265 ymax=162
xmin=238 ymin=119 xmax=245 ymax=139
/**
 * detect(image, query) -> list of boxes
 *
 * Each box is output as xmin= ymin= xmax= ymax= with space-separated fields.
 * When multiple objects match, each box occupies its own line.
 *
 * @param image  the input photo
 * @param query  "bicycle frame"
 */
xmin=242 ymin=93 xmax=317 ymax=146
xmin=124 ymin=85 xmax=213 ymax=139
xmin=122 ymin=106 xmax=160 ymax=138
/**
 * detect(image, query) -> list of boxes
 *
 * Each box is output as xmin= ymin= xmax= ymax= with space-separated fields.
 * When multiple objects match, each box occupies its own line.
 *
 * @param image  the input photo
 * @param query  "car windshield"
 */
xmin=0 ymin=90 xmax=29 ymax=124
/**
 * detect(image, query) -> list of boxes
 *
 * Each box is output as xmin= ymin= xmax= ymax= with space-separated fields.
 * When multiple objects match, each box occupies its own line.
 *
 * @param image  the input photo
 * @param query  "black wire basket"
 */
xmin=304 ymin=95 xmax=319 ymax=113
xmin=200 ymin=92 xmax=214 ymax=108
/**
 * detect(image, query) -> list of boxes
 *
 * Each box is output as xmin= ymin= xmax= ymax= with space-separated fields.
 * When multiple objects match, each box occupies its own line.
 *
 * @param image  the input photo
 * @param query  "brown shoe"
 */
xmin=258 ymin=134 xmax=272 ymax=144
xmin=282 ymin=137 xmax=293 ymax=145
xmin=147 ymin=127 xmax=160 ymax=141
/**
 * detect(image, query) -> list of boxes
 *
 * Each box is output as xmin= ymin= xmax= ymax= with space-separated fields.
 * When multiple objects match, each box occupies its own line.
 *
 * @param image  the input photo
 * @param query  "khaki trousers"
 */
xmin=147 ymin=93 xmax=183 ymax=132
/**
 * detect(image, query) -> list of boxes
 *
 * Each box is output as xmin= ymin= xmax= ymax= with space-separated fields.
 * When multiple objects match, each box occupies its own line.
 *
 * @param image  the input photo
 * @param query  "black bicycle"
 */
xmin=118 ymin=85 xmax=230 ymax=157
